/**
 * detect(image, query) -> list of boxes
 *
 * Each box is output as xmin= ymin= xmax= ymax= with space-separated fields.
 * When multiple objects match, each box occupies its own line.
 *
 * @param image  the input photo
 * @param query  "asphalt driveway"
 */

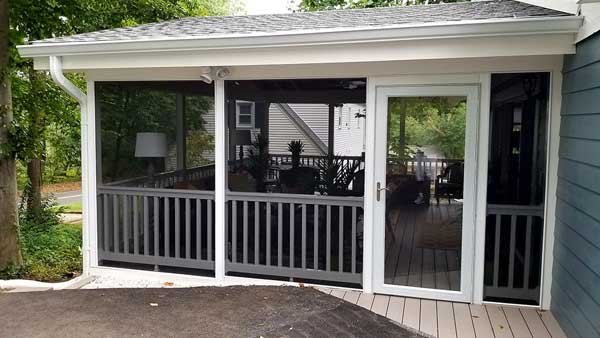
xmin=0 ymin=286 xmax=425 ymax=338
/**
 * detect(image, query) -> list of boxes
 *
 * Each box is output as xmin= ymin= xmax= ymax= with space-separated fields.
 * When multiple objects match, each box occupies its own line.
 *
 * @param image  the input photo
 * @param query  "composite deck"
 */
xmin=385 ymin=203 xmax=462 ymax=291
xmin=318 ymin=288 xmax=568 ymax=338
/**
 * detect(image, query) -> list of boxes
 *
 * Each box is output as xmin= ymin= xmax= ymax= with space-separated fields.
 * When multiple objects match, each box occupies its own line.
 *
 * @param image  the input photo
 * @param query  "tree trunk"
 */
xmin=26 ymin=158 xmax=43 ymax=219
xmin=25 ymin=64 xmax=43 ymax=219
xmin=0 ymin=0 xmax=23 ymax=268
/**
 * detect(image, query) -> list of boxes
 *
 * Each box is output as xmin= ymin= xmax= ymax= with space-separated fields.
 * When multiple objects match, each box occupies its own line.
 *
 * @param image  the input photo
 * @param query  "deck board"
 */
xmin=521 ymin=309 xmax=551 ymax=338
xmin=437 ymin=301 xmax=457 ymax=338
xmin=453 ymin=303 xmax=476 ymax=338
xmin=420 ymin=300 xmax=438 ymax=337
xmin=487 ymin=305 xmax=514 ymax=338
xmin=386 ymin=296 xmax=405 ymax=324
xmin=402 ymin=298 xmax=421 ymax=330
xmin=315 ymin=288 xmax=567 ymax=338
xmin=503 ymin=306 xmax=533 ymax=338
xmin=470 ymin=304 xmax=495 ymax=338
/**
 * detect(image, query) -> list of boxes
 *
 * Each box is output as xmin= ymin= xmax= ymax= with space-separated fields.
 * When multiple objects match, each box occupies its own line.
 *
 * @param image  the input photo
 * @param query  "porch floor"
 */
xmin=385 ymin=203 xmax=462 ymax=291
xmin=318 ymin=287 xmax=568 ymax=338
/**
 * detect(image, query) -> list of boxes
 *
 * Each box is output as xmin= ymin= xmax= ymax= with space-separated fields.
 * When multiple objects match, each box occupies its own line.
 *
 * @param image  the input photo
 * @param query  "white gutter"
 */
xmin=48 ymin=56 xmax=90 ymax=276
xmin=18 ymin=16 xmax=583 ymax=58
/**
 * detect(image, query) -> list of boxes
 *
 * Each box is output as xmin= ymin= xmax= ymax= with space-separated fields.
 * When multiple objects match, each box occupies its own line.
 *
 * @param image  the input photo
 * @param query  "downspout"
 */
xmin=48 ymin=56 xmax=91 ymax=275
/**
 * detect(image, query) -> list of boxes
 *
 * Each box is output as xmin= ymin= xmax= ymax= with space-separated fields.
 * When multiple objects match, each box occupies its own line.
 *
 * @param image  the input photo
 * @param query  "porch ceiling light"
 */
xmin=135 ymin=132 xmax=168 ymax=158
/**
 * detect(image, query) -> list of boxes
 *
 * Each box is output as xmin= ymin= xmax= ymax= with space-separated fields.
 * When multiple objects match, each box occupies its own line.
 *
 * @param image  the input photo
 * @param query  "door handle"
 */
xmin=377 ymin=182 xmax=389 ymax=201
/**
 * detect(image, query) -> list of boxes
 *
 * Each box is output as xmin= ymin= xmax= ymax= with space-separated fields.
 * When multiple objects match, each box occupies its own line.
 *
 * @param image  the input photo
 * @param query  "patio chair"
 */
xmin=279 ymin=167 xmax=318 ymax=194
xmin=434 ymin=162 xmax=464 ymax=205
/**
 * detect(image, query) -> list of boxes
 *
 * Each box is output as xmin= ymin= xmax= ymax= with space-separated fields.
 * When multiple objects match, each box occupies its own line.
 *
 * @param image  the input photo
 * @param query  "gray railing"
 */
xmin=106 ymin=164 xmax=215 ymax=189
xmin=389 ymin=157 xmax=463 ymax=179
xmin=97 ymin=186 xmax=215 ymax=271
xmin=484 ymin=204 xmax=544 ymax=303
xmin=226 ymin=191 xmax=364 ymax=284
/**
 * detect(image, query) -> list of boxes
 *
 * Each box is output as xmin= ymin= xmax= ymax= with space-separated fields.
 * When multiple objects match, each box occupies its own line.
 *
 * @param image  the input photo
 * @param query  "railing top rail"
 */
xmin=487 ymin=204 xmax=544 ymax=217
xmin=98 ymin=185 xmax=215 ymax=199
xmin=269 ymin=154 xmax=364 ymax=161
xmin=227 ymin=191 xmax=364 ymax=207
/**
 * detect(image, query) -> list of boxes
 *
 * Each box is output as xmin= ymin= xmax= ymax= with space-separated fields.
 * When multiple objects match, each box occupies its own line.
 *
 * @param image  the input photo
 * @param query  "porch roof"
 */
xmin=17 ymin=0 xmax=581 ymax=61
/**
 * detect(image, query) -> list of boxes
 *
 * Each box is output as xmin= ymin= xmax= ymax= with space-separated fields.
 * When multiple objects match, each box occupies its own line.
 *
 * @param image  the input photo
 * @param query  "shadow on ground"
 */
xmin=0 ymin=286 xmax=425 ymax=338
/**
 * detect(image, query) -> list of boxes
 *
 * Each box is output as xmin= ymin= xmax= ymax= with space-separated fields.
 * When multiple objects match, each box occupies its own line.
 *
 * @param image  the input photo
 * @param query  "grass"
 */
xmin=55 ymin=202 xmax=82 ymax=214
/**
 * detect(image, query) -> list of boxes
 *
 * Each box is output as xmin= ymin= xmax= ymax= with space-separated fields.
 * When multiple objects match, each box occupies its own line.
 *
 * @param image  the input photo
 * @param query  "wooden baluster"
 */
xmin=254 ymin=202 xmax=259 ymax=265
xmin=175 ymin=198 xmax=180 ymax=259
xmin=143 ymin=196 xmax=150 ymax=256
xmin=133 ymin=196 xmax=139 ymax=255
xmin=524 ymin=215 xmax=533 ymax=289
xmin=208 ymin=200 xmax=213 ymax=261
xmin=243 ymin=201 xmax=248 ymax=264
xmin=338 ymin=206 xmax=344 ymax=272
xmin=290 ymin=203 xmax=295 ymax=268
xmin=278 ymin=202 xmax=283 ymax=267
xmin=326 ymin=205 xmax=331 ymax=271
xmin=266 ymin=202 xmax=271 ymax=266
xmin=123 ymin=196 xmax=130 ymax=254
xmin=154 ymin=197 xmax=160 ymax=257
xmin=103 ymin=194 xmax=109 ymax=252
xmin=351 ymin=206 xmax=357 ymax=274
xmin=508 ymin=214 xmax=517 ymax=288
xmin=196 ymin=198 xmax=202 ymax=260
xmin=232 ymin=201 xmax=237 ymax=263
xmin=301 ymin=204 xmax=307 ymax=269
xmin=164 ymin=197 xmax=170 ymax=258
xmin=185 ymin=198 xmax=191 ymax=259
xmin=493 ymin=214 xmax=501 ymax=287
xmin=314 ymin=204 xmax=319 ymax=270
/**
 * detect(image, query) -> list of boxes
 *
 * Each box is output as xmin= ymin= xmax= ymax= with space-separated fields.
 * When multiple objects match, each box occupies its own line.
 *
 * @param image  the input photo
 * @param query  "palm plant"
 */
xmin=246 ymin=134 xmax=269 ymax=192
xmin=287 ymin=140 xmax=305 ymax=169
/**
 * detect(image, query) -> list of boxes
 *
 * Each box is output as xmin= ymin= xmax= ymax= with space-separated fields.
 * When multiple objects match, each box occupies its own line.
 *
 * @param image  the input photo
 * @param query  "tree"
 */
xmin=8 ymin=0 xmax=233 ymax=220
xmin=0 ymin=0 xmax=22 ymax=269
xmin=299 ymin=0 xmax=468 ymax=11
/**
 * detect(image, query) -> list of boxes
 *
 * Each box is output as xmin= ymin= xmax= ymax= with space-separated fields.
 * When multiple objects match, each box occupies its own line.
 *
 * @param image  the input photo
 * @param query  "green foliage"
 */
xmin=387 ymin=97 xmax=466 ymax=159
xmin=288 ymin=139 xmax=305 ymax=168
xmin=317 ymin=155 xmax=360 ymax=195
xmin=300 ymin=0 xmax=469 ymax=11
xmin=0 ymin=195 xmax=81 ymax=282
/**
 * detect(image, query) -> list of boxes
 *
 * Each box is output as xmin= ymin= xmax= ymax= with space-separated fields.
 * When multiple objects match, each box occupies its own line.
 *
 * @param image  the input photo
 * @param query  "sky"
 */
xmin=244 ymin=0 xmax=296 ymax=15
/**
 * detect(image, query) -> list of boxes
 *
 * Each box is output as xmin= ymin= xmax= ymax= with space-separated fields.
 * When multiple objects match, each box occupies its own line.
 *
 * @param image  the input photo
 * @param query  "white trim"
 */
xmin=540 ymin=67 xmax=563 ymax=310
xmin=370 ymin=82 xmax=480 ymax=303
xmin=235 ymin=100 xmax=255 ymax=129
xmin=362 ymin=77 xmax=376 ymax=293
xmin=214 ymin=79 xmax=226 ymax=282
xmin=86 ymin=80 xmax=99 ymax=272
xmin=473 ymin=73 xmax=491 ymax=304
xmin=17 ymin=16 xmax=581 ymax=57
xmin=31 ymin=34 xmax=576 ymax=71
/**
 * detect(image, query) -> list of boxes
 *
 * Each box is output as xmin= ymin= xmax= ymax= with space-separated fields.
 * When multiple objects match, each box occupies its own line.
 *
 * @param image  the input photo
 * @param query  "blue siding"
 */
xmin=553 ymin=31 xmax=600 ymax=338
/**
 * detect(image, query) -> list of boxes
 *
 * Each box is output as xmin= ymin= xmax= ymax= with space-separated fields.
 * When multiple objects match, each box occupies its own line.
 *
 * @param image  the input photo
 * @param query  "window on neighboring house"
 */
xmin=236 ymin=100 xmax=255 ymax=129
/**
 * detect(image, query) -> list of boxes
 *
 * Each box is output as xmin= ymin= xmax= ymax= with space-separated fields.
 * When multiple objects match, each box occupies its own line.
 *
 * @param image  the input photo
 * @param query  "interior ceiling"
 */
xmin=227 ymin=78 xmax=367 ymax=104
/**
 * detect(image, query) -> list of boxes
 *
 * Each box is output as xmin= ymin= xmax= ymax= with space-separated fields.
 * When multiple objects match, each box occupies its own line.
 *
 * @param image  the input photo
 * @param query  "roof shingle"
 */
xmin=34 ymin=0 xmax=570 ymax=45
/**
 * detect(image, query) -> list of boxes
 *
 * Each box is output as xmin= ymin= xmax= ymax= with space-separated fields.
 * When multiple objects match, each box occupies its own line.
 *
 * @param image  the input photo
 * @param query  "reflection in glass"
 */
xmin=384 ymin=96 xmax=466 ymax=291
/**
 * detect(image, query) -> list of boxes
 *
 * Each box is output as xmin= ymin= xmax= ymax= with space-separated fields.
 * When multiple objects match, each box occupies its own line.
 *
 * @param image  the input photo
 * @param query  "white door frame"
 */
xmin=366 ymin=75 xmax=482 ymax=303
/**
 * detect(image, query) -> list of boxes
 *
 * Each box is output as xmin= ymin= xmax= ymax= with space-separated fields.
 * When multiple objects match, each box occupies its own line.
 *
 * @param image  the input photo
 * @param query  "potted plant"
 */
xmin=288 ymin=140 xmax=305 ymax=169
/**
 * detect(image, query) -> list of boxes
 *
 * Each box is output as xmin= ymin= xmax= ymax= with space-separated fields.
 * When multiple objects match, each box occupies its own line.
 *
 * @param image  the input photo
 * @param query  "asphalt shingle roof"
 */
xmin=35 ymin=0 xmax=570 ymax=45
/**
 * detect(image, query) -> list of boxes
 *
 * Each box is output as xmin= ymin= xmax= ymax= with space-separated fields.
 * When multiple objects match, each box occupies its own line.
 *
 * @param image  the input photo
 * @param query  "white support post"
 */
xmin=473 ymin=73 xmax=491 ymax=304
xmin=214 ymin=79 xmax=226 ymax=282
xmin=86 ymin=80 xmax=99 ymax=270
xmin=362 ymin=77 xmax=376 ymax=293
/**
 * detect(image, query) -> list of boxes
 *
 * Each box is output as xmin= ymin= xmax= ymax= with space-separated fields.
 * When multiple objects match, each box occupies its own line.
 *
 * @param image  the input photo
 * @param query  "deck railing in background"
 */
xmin=226 ymin=191 xmax=364 ymax=284
xmin=269 ymin=154 xmax=365 ymax=171
xmin=484 ymin=204 xmax=544 ymax=303
xmin=105 ymin=164 xmax=215 ymax=189
xmin=97 ymin=186 xmax=215 ymax=271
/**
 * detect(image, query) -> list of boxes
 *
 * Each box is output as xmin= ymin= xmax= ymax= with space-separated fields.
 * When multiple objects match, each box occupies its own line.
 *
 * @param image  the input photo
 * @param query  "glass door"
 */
xmin=373 ymin=85 xmax=479 ymax=302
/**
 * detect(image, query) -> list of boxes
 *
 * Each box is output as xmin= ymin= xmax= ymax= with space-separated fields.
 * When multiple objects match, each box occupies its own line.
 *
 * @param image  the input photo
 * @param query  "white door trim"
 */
xmin=369 ymin=81 xmax=481 ymax=303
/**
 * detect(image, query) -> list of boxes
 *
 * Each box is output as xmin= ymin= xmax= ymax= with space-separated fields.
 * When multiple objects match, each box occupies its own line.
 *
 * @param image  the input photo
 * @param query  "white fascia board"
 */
xmin=17 ymin=16 xmax=582 ymax=58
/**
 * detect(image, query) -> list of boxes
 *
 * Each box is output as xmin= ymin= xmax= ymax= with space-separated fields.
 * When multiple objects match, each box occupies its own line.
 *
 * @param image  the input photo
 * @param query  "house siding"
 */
xmin=552 ymin=31 xmax=600 ymax=338
xmin=268 ymin=104 xmax=327 ymax=155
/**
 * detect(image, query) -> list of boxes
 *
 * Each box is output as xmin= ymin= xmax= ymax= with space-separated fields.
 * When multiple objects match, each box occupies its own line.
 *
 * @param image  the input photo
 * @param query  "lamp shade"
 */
xmin=135 ymin=132 xmax=168 ymax=158
xmin=233 ymin=130 xmax=252 ymax=145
